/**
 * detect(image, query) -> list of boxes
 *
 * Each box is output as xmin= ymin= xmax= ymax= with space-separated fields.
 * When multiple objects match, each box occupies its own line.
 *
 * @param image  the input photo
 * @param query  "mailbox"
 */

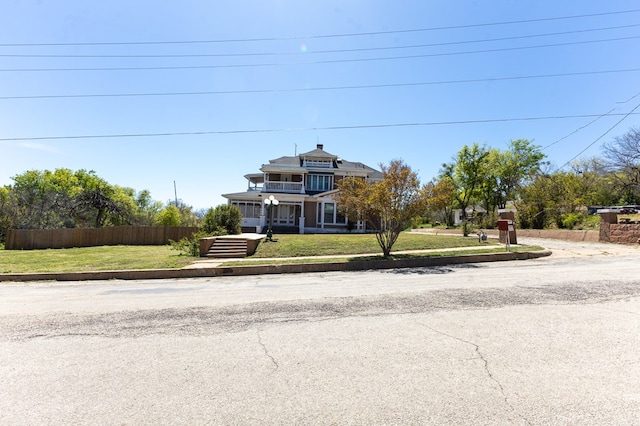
xmin=497 ymin=220 xmax=510 ymax=231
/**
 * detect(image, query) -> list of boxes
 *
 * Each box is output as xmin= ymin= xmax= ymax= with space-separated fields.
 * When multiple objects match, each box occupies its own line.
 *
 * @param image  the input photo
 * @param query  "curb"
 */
xmin=0 ymin=250 xmax=552 ymax=282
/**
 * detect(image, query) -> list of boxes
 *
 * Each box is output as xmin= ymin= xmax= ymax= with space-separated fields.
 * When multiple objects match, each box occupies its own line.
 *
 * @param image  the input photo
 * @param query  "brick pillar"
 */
xmin=598 ymin=211 xmax=617 ymax=243
xmin=498 ymin=210 xmax=517 ymax=244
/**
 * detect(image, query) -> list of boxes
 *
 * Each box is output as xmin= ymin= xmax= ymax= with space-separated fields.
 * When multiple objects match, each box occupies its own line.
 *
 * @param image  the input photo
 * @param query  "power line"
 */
xmin=2 ymin=68 xmax=639 ymax=100
xmin=1 ymin=9 xmax=638 ymax=47
xmin=558 ymin=95 xmax=640 ymax=168
xmin=2 ymin=112 xmax=639 ymax=142
xmin=1 ymin=35 xmax=638 ymax=72
xmin=2 ymin=23 xmax=638 ymax=58
xmin=542 ymin=108 xmax=617 ymax=150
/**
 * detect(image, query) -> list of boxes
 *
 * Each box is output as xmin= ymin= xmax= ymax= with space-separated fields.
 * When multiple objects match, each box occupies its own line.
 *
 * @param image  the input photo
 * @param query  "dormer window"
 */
xmin=303 ymin=159 xmax=333 ymax=168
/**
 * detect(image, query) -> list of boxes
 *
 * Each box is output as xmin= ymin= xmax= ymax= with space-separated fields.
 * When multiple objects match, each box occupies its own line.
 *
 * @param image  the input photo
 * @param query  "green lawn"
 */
xmin=0 ymin=245 xmax=195 ymax=274
xmin=251 ymin=232 xmax=499 ymax=258
xmin=0 ymin=232 xmax=538 ymax=274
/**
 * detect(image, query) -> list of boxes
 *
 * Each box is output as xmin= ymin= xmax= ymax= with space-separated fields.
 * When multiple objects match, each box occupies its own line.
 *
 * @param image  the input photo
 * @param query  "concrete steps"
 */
xmin=206 ymin=237 xmax=248 ymax=258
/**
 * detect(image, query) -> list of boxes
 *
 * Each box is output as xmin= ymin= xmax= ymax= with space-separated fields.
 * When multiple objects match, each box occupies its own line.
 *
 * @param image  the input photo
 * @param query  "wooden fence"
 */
xmin=5 ymin=226 xmax=200 ymax=250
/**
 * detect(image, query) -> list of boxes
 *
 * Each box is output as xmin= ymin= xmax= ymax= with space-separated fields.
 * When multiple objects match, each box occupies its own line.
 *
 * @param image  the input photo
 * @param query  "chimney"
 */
xmin=317 ymin=144 xmax=323 ymax=150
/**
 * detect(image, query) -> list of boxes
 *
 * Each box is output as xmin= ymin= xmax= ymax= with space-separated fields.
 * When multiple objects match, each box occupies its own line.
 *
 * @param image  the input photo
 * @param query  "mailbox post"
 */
xmin=497 ymin=219 xmax=513 ymax=251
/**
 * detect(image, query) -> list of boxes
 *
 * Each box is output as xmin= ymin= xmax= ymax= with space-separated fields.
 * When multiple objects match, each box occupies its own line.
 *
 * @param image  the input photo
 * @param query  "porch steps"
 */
xmin=206 ymin=237 xmax=248 ymax=258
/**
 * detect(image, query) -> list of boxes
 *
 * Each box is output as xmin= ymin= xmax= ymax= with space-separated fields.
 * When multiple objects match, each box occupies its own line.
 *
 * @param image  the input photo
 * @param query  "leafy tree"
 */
xmin=336 ymin=159 xmax=428 ymax=257
xmin=494 ymin=139 xmax=546 ymax=209
xmin=515 ymin=172 xmax=554 ymax=229
xmin=441 ymin=143 xmax=489 ymax=236
xmin=166 ymin=200 xmax=200 ymax=227
xmin=425 ymin=178 xmax=456 ymax=226
xmin=132 ymin=189 xmax=164 ymax=225
xmin=73 ymin=170 xmax=132 ymax=228
xmin=156 ymin=205 xmax=182 ymax=226
xmin=201 ymin=204 xmax=242 ymax=235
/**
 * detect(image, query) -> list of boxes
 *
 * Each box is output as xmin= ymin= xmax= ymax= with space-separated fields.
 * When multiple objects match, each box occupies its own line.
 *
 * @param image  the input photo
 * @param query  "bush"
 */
xmin=202 ymin=204 xmax=242 ymax=235
xmin=560 ymin=212 xmax=581 ymax=229
xmin=169 ymin=230 xmax=209 ymax=257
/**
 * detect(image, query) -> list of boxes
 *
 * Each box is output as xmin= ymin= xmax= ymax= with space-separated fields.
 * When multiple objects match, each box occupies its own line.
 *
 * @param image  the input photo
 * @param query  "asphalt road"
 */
xmin=1 ymin=239 xmax=639 ymax=425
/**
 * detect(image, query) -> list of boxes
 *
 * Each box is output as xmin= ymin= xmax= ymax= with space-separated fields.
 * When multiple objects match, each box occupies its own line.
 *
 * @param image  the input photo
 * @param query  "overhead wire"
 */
xmin=2 ymin=23 xmax=638 ymax=58
xmin=1 ymin=35 xmax=639 ymax=72
xmin=557 ymin=92 xmax=640 ymax=168
xmin=1 ymin=68 xmax=639 ymax=100
xmin=0 ymin=8 xmax=638 ymax=46
xmin=2 ymin=113 xmax=639 ymax=142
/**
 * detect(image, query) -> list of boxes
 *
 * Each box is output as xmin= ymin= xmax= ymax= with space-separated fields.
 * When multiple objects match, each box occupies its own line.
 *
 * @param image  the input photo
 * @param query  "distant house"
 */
xmin=222 ymin=144 xmax=383 ymax=234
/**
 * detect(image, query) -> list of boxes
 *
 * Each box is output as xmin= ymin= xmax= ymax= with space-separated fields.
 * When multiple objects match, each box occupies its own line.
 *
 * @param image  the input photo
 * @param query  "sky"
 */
xmin=1 ymin=0 xmax=639 ymax=209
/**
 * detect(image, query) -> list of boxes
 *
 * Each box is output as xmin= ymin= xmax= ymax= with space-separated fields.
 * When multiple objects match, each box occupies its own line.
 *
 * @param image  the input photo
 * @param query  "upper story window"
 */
xmin=306 ymin=174 xmax=332 ymax=192
xmin=303 ymin=159 xmax=333 ymax=168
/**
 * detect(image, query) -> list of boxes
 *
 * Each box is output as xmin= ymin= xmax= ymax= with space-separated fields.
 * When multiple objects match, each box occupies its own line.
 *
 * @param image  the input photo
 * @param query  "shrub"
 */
xmin=560 ymin=212 xmax=581 ymax=229
xmin=202 ymin=204 xmax=242 ymax=235
xmin=169 ymin=230 xmax=209 ymax=257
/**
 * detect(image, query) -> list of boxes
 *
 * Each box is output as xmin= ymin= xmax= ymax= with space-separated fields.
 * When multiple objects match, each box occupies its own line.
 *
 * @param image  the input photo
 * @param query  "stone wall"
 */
xmin=599 ymin=210 xmax=640 ymax=244
xmin=608 ymin=223 xmax=640 ymax=244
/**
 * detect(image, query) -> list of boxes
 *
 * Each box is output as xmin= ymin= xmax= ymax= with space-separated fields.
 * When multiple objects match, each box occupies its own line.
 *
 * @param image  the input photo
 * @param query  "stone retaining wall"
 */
xmin=608 ymin=223 xmax=640 ymax=244
xmin=598 ymin=211 xmax=640 ymax=244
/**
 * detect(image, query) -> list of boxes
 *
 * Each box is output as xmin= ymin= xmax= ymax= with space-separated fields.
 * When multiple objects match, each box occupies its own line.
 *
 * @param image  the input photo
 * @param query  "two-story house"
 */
xmin=222 ymin=144 xmax=383 ymax=234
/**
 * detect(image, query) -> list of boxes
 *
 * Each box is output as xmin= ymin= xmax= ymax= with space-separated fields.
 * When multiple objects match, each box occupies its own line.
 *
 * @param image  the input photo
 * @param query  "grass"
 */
xmin=0 ymin=245 xmax=195 ymax=274
xmin=0 ymin=232 xmax=542 ymax=274
xmin=251 ymin=232 xmax=500 ymax=258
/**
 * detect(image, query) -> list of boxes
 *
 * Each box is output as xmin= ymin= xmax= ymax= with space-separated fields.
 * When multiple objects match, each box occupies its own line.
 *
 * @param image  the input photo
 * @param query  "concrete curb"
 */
xmin=0 ymin=250 xmax=551 ymax=282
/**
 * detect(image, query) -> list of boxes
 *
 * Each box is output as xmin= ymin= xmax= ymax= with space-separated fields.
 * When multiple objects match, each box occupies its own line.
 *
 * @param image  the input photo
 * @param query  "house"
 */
xmin=222 ymin=144 xmax=383 ymax=234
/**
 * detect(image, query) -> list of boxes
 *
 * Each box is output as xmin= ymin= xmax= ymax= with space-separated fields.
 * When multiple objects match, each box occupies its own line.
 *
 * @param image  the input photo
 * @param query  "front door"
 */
xmin=273 ymin=204 xmax=295 ymax=226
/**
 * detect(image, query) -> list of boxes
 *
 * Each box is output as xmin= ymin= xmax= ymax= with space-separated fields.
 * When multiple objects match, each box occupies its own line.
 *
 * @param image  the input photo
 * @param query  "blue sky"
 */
xmin=1 ymin=1 xmax=639 ymax=209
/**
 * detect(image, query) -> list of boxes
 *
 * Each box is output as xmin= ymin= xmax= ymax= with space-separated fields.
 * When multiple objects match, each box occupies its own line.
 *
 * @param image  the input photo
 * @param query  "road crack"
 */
xmin=417 ymin=322 xmax=532 ymax=426
xmin=256 ymin=328 xmax=279 ymax=371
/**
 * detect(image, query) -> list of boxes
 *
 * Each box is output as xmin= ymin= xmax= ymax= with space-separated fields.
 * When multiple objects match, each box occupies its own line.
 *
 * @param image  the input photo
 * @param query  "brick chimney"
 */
xmin=317 ymin=144 xmax=323 ymax=150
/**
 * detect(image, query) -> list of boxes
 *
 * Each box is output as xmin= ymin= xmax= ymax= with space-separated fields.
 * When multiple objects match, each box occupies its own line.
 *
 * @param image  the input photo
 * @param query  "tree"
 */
xmin=132 ymin=189 xmax=164 ymax=225
xmin=336 ymin=159 xmax=428 ymax=257
xmin=201 ymin=204 xmax=242 ymax=235
xmin=441 ymin=143 xmax=489 ymax=236
xmin=73 ymin=170 xmax=132 ymax=228
xmin=156 ymin=205 xmax=182 ymax=226
xmin=602 ymin=127 xmax=640 ymax=204
xmin=425 ymin=178 xmax=456 ymax=226
xmin=494 ymin=139 xmax=546 ymax=209
xmin=166 ymin=200 xmax=200 ymax=227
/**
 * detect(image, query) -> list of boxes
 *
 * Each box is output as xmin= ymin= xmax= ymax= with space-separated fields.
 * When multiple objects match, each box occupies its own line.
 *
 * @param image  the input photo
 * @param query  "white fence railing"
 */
xmin=264 ymin=182 xmax=304 ymax=193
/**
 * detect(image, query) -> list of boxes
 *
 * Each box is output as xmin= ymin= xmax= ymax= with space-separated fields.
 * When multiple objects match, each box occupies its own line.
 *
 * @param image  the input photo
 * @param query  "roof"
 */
xmin=298 ymin=146 xmax=338 ymax=159
xmin=263 ymin=145 xmax=381 ymax=177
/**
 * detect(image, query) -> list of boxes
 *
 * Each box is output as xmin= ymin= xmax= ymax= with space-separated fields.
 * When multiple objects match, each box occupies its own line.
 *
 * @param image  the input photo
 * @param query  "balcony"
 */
xmin=264 ymin=181 xmax=305 ymax=194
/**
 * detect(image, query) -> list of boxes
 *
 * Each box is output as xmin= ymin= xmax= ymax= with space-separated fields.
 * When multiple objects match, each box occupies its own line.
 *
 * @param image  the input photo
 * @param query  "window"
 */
xmin=231 ymin=201 xmax=261 ymax=218
xmin=324 ymin=203 xmax=334 ymax=224
xmin=306 ymin=174 xmax=332 ymax=192
xmin=317 ymin=202 xmax=348 ymax=225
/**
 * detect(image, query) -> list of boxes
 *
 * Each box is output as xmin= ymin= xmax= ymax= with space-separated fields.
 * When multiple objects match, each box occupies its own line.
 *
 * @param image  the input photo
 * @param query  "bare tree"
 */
xmin=602 ymin=127 xmax=640 ymax=204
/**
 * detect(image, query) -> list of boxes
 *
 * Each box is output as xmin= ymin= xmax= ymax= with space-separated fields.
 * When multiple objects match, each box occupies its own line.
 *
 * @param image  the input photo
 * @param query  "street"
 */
xmin=1 ymin=239 xmax=639 ymax=425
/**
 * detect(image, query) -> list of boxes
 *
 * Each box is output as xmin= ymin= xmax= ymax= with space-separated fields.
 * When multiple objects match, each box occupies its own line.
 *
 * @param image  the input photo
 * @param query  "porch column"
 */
xmin=299 ymin=201 xmax=305 ymax=234
xmin=259 ymin=202 xmax=266 ymax=230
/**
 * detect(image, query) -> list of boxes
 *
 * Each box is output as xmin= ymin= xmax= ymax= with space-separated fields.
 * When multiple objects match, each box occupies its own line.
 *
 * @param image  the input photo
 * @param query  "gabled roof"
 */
xmin=261 ymin=144 xmax=381 ymax=177
xmin=298 ymin=146 xmax=338 ymax=160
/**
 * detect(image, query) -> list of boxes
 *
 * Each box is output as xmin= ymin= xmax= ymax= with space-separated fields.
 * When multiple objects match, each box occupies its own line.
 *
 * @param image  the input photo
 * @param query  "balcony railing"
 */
xmin=264 ymin=181 xmax=305 ymax=193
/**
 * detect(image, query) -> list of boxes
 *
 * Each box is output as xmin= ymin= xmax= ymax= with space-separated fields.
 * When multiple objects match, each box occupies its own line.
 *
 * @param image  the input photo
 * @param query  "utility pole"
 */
xmin=174 ymin=181 xmax=178 ymax=207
